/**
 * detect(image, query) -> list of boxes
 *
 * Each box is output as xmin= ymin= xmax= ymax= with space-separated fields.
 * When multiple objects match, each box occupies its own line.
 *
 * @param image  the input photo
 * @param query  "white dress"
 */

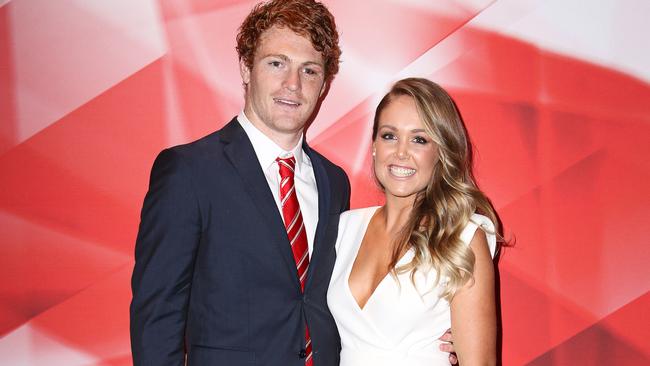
xmin=327 ymin=207 xmax=496 ymax=366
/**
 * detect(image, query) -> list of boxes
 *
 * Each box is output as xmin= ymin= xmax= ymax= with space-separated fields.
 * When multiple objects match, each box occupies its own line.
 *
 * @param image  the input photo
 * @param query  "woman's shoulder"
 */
xmin=460 ymin=213 xmax=497 ymax=258
xmin=339 ymin=206 xmax=380 ymax=225
xmin=335 ymin=206 xmax=380 ymax=253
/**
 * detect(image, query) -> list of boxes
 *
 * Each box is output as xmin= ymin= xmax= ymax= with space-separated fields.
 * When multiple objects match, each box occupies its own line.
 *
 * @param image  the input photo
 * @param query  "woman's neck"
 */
xmin=381 ymin=195 xmax=416 ymax=234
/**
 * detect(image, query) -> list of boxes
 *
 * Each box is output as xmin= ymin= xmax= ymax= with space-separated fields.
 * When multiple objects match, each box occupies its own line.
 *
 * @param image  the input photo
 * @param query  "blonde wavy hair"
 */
xmin=373 ymin=78 xmax=500 ymax=301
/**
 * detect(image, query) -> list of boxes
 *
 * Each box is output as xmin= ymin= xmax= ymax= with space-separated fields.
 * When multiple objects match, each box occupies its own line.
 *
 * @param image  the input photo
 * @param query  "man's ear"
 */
xmin=239 ymin=59 xmax=251 ymax=85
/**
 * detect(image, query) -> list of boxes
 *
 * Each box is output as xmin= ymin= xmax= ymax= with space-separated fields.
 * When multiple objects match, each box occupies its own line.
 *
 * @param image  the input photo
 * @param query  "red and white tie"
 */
xmin=277 ymin=156 xmax=313 ymax=366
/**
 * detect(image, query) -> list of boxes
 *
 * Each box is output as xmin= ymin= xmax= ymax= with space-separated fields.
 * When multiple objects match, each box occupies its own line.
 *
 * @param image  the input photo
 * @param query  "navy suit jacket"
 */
xmin=130 ymin=118 xmax=350 ymax=365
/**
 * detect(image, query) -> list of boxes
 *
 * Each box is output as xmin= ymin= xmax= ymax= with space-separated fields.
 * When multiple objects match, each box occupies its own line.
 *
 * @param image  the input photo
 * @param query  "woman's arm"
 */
xmin=449 ymin=229 xmax=497 ymax=366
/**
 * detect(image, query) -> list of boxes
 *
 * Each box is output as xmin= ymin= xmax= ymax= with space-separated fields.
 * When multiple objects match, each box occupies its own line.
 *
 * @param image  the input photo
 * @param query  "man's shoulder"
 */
xmin=169 ymin=130 xmax=220 ymax=155
xmin=164 ymin=117 xmax=239 ymax=159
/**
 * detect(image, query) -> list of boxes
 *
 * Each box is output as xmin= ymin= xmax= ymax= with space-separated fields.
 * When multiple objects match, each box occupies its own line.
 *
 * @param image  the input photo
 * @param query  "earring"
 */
xmin=372 ymin=150 xmax=376 ymax=157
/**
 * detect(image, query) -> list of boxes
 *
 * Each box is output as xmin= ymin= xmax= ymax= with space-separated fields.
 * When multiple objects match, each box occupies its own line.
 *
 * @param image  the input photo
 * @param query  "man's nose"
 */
xmin=283 ymin=68 xmax=301 ymax=92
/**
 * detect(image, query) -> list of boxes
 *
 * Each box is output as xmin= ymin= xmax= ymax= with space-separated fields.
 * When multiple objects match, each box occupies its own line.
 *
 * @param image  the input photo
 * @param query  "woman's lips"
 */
xmin=388 ymin=164 xmax=416 ymax=177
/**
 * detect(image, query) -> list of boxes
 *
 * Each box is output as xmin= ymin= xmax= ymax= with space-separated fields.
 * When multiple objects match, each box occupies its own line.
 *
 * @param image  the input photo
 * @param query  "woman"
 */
xmin=328 ymin=78 xmax=499 ymax=366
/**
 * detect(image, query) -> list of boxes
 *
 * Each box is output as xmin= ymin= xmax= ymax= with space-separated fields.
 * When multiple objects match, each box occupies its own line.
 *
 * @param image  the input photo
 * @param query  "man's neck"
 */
xmin=263 ymin=129 xmax=303 ymax=151
xmin=242 ymin=110 xmax=304 ymax=151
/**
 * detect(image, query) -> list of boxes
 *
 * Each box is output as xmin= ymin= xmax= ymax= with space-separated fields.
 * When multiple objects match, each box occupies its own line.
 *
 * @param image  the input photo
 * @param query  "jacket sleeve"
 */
xmin=343 ymin=171 xmax=351 ymax=212
xmin=130 ymin=148 xmax=201 ymax=365
xmin=339 ymin=167 xmax=351 ymax=212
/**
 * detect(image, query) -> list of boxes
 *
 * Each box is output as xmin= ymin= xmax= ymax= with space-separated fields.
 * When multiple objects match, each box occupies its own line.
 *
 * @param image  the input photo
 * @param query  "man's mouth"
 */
xmin=274 ymin=98 xmax=301 ymax=107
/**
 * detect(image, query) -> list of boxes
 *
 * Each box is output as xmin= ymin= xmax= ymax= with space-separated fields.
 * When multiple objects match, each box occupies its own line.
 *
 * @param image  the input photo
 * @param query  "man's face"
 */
xmin=240 ymin=25 xmax=326 ymax=146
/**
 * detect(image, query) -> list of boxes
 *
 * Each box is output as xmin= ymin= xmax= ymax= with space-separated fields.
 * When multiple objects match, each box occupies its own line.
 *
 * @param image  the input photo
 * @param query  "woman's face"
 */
xmin=373 ymin=95 xmax=439 ymax=203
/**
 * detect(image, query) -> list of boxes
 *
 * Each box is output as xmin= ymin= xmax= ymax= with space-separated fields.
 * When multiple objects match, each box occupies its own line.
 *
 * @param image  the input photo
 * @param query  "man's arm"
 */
xmin=439 ymin=329 xmax=458 ymax=365
xmin=342 ymin=170 xmax=351 ymax=212
xmin=130 ymin=149 xmax=202 ymax=365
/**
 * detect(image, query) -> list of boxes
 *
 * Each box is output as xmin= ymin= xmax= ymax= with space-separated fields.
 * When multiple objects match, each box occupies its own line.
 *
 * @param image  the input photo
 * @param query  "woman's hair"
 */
xmin=236 ymin=0 xmax=341 ymax=82
xmin=373 ymin=77 xmax=500 ymax=301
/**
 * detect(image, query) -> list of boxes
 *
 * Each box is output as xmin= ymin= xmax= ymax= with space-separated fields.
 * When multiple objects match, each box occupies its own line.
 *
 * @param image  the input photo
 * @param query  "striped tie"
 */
xmin=277 ymin=156 xmax=313 ymax=366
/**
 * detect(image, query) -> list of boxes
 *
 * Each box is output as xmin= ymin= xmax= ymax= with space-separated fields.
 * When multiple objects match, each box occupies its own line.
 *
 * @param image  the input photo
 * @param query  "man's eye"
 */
xmin=413 ymin=136 xmax=428 ymax=144
xmin=269 ymin=61 xmax=282 ymax=67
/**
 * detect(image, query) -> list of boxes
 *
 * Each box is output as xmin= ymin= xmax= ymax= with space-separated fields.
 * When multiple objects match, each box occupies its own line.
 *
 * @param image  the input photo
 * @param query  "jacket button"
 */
xmin=299 ymin=349 xmax=307 ymax=358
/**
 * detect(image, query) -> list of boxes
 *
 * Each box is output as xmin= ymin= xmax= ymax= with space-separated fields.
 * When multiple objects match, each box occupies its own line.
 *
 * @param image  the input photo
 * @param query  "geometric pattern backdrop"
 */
xmin=1 ymin=0 xmax=649 ymax=364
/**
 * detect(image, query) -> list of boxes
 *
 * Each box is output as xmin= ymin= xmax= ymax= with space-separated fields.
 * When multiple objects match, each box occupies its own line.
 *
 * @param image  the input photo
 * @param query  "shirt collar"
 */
xmin=237 ymin=111 xmax=308 ymax=172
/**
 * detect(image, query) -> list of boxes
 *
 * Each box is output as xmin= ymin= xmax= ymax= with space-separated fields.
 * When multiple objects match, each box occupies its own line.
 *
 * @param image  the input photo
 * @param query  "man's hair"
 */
xmin=236 ymin=0 xmax=341 ymax=82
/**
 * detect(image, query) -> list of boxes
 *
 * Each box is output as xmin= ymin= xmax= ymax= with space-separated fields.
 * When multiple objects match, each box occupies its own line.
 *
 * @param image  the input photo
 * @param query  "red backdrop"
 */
xmin=1 ymin=0 xmax=649 ymax=364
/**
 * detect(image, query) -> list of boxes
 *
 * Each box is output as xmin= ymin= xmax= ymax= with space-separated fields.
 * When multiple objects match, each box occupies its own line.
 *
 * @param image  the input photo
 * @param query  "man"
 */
xmin=130 ymin=1 xmax=349 ymax=365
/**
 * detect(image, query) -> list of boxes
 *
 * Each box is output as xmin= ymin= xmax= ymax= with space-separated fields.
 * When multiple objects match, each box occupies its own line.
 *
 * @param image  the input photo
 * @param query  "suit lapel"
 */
xmin=303 ymin=142 xmax=331 ymax=290
xmin=221 ymin=119 xmax=301 ymax=288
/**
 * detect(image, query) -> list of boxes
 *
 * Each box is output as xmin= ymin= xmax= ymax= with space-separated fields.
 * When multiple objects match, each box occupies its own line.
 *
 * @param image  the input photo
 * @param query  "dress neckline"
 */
xmin=345 ymin=207 xmax=414 ymax=311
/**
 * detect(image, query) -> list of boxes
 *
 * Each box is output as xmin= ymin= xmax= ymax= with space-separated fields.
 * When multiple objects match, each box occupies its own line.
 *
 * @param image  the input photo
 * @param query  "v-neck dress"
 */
xmin=327 ymin=207 xmax=496 ymax=366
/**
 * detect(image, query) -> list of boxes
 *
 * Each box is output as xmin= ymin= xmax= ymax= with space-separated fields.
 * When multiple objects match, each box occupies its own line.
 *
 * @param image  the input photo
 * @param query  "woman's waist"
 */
xmin=340 ymin=346 xmax=449 ymax=366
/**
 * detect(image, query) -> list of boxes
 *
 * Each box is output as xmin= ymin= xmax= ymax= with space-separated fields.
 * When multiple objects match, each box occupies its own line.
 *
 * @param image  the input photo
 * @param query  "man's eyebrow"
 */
xmin=261 ymin=54 xmax=323 ymax=67
xmin=262 ymin=53 xmax=290 ymax=61
xmin=302 ymin=61 xmax=324 ymax=68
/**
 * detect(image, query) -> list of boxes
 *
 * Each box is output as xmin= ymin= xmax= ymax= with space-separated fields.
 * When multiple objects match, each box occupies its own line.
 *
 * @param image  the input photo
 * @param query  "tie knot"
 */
xmin=276 ymin=156 xmax=296 ymax=178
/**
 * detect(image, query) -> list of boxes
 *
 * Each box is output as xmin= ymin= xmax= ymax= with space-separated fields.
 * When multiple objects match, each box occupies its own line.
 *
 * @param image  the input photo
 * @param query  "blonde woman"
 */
xmin=328 ymin=78 xmax=499 ymax=366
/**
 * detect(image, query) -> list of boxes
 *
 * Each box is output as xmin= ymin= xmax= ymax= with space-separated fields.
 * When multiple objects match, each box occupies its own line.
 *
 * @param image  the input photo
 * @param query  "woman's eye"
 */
xmin=413 ymin=136 xmax=428 ymax=144
xmin=269 ymin=61 xmax=282 ymax=67
xmin=380 ymin=133 xmax=396 ymax=140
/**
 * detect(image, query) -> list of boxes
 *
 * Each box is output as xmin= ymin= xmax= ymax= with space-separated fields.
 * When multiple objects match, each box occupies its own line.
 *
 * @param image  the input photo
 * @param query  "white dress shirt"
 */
xmin=237 ymin=111 xmax=319 ymax=256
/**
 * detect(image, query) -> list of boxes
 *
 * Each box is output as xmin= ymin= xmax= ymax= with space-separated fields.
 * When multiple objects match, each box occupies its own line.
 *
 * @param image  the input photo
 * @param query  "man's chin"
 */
xmin=273 ymin=117 xmax=309 ymax=131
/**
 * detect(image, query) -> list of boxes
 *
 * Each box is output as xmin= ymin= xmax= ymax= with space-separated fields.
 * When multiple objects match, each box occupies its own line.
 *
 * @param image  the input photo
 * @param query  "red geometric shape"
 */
xmin=159 ymin=0 xmax=251 ymax=21
xmin=331 ymin=0 xmax=495 ymax=75
xmin=526 ymin=292 xmax=650 ymax=365
xmin=310 ymin=97 xmax=384 ymax=208
xmin=30 ymin=266 xmax=133 ymax=362
xmin=166 ymin=56 xmax=240 ymax=137
xmin=449 ymin=92 xmax=542 ymax=209
xmin=0 ymin=4 xmax=16 ymax=155
xmin=0 ymin=60 xmax=170 ymax=255
xmin=599 ymin=291 xmax=650 ymax=357
xmin=0 ymin=211 xmax=129 ymax=336
xmin=499 ymin=265 xmax=595 ymax=365
xmin=311 ymin=0 xmax=497 ymax=137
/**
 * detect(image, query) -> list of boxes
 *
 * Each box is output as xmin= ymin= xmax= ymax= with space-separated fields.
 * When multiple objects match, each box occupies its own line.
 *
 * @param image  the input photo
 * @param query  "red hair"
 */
xmin=236 ymin=0 xmax=341 ymax=82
